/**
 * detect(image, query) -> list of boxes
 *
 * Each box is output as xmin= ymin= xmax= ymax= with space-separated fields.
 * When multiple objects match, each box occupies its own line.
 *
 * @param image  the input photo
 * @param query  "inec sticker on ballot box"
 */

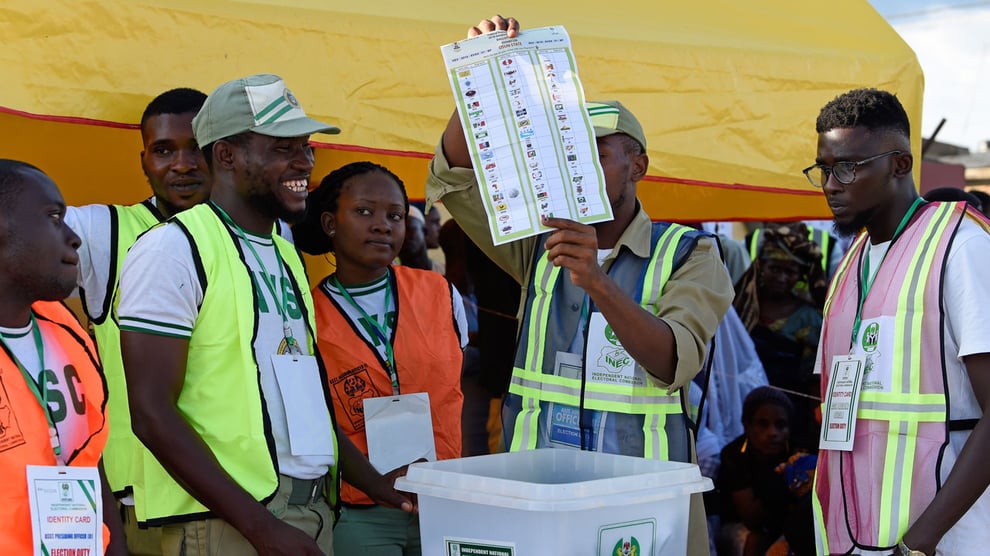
xmin=446 ymin=537 xmax=515 ymax=555
xmin=26 ymin=465 xmax=102 ymax=556
xmin=441 ymin=26 xmax=612 ymax=246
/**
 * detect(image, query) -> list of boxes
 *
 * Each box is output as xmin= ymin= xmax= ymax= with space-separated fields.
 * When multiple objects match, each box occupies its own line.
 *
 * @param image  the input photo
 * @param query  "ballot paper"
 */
xmin=441 ymin=26 xmax=612 ymax=246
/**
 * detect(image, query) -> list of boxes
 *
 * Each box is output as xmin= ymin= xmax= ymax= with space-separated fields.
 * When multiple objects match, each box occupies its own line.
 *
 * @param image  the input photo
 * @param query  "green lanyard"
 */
xmin=0 ymin=314 xmax=61 ymax=458
xmin=851 ymin=197 xmax=926 ymax=347
xmin=211 ymin=203 xmax=302 ymax=354
xmin=332 ymin=271 xmax=399 ymax=394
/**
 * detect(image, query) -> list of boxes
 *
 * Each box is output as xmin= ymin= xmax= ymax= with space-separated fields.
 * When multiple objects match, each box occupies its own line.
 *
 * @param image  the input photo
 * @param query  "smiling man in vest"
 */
xmin=66 ymin=87 xmax=210 ymax=554
xmin=0 ymin=160 xmax=125 ymax=555
xmin=117 ymin=74 xmax=411 ymax=555
xmin=806 ymin=88 xmax=990 ymax=556
xmin=426 ymin=16 xmax=734 ymax=556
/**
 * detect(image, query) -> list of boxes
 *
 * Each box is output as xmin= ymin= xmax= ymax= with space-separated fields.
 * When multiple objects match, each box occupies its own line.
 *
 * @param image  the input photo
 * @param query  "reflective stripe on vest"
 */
xmin=509 ymin=223 xmax=690 ymax=459
xmin=866 ymin=201 xmax=955 ymax=545
xmin=812 ymin=202 xmax=961 ymax=552
xmin=811 ymin=228 xmax=831 ymax=274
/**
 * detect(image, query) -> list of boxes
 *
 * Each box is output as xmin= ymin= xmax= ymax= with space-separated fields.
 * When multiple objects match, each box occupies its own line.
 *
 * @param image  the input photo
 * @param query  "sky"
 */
xmin=869 ymin=0 xmax=990 ymax=151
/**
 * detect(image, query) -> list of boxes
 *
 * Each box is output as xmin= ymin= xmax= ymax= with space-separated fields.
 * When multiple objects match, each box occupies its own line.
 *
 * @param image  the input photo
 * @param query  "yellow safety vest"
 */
xmin=131 ymin=203 xmax=338 ymax=525
xmin=85 ymin=201 xmax=162 ymax=496
xmin=504 ymin=222 xmax=704 ymax=461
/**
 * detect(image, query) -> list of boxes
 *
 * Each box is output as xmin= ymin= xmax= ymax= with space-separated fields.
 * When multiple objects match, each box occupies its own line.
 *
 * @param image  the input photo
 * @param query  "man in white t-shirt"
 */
xmin=805 ymin=88 xmax=990 ymax=556
xmin=0 ymin=159 xmax=126 ymax=555
xmin=117 ymin=74 xmax=411 ymax=556
xmin=66 ymin=87 xmax=210 ymax=555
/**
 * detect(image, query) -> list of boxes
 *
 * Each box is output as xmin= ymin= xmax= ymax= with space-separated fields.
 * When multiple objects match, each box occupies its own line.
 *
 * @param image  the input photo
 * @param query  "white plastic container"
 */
xmin=394 ymin=449 xmax=712 ymax=556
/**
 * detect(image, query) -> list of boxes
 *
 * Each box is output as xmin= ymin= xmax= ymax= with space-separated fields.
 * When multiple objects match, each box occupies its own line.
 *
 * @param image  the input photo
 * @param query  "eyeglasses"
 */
xmin=802 ymin=150 xmax=903 ymax=188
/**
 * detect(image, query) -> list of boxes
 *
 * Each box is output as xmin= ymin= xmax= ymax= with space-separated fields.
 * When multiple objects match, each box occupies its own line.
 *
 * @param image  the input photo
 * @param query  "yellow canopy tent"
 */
xmin=1 ymin=0 xmax=921 ymax=223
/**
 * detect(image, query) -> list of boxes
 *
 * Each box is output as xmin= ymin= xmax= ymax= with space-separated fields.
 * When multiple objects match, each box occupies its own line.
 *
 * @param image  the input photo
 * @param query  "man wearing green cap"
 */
xmin=427 ymin=17 xmax=734 ymax=556
xmin=117 ymin=74 xmax=411 ymax=556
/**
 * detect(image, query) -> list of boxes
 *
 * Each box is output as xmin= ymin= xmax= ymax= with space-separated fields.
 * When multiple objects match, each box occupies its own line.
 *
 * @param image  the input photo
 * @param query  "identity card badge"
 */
xmin=271 ymin=354 xmax=335 ymax=458
xmin=364 ymin=392 xmax=436 ymax=474
xmin=819 ymin=354 xmax=866 ymax=451
xmin=26 ymin=465 xmax=102 ymax=555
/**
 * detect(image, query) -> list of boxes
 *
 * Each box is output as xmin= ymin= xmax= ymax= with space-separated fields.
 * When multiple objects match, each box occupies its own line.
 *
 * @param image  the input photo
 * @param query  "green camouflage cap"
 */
xmin=586 ymin=100 xmax=646 ymax=152
xmin=193 ymin=73 xmax=340 ymax=146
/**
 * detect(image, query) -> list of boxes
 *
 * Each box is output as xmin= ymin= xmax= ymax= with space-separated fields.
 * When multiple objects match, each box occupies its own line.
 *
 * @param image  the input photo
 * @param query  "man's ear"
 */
xmin=631 ymin=151 xmax=649 ymax=182
xmin=893 ymin=151 xmax=913 ymax=178
xmin=214 ymin=140 xmax=238 ymax=171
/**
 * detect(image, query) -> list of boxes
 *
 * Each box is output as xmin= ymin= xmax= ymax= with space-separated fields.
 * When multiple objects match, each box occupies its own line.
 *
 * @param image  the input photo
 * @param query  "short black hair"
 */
xmin=923 ymin=187 xmax=982 ymax=209
xmin=140 ymin=88 xmax=207 ymax=132
xmin=291 ymin=161 xmax=408 ymax=255
xmin=967 ymin=189 xmax=990 ymax=210
xmin=816 ymin=88 xmax=910 ymax=140
xmin=0 ymin=159 xmax=45 ymax=214
xmin=741 ymin=386 xmax=794 ymax=425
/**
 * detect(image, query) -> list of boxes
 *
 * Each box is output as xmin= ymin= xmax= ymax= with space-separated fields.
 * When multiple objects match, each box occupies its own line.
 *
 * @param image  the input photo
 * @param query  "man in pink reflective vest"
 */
xmin=806 ymin=88 xmax=990 ymax=556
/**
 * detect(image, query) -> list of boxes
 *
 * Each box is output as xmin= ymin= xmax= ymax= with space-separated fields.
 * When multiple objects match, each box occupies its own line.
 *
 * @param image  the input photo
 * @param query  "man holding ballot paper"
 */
xmin=427 ymin=15 xmax=734 ymax=556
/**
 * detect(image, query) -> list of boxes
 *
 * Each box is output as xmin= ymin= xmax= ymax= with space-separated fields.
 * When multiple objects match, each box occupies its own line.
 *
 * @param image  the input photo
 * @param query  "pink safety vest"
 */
xmin=812 ymin=201 xmax=987 ymax=554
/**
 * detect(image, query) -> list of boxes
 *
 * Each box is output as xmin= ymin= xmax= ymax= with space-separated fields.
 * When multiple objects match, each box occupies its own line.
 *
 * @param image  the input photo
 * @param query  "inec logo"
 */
xmin=600 ymin=325 xmax=630 ymax=372
xmin=861 ymin=322 xmax=879 ymax=353
xmin=612 ymin=536 xmax=640 ymax=556
xmin=604 ymin=324 xmax=620 ymax=346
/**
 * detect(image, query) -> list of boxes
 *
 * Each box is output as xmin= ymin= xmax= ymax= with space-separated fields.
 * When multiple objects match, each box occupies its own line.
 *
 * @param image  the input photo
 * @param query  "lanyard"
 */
xmin=211 ymin=203 xmax=302 ymax=354
xmin=333 ymin=271 xmax=399 ymax=394
xmin=0 ymin=314 xmax=61 ymax=457
xmin=851 ymin=197 xmax=925 ymax=347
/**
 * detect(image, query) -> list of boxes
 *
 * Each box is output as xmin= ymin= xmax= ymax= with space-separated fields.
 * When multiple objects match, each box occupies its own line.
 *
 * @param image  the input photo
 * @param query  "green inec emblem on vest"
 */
xmin=604 ymin=324 xmax=620 ymax=346
xmin=861 ymin=321 xmax=879 ymax=353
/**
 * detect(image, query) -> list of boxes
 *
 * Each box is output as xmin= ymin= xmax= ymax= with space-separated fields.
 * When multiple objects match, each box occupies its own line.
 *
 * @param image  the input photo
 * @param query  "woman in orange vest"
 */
xmin=293 ymin=161 xmax=467 ymax=556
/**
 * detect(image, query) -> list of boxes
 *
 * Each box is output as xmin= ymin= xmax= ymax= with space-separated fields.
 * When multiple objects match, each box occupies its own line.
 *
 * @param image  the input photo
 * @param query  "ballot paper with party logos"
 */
xmin=441 ymin=26 xmax=612 ymax=246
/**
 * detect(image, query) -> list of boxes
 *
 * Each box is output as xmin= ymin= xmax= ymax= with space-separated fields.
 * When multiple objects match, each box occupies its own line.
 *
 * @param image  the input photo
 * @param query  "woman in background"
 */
xmin=732 ymin=223 xmax=825 ymax=449
xmin=293 ymin=161 xmax=467 ymax=556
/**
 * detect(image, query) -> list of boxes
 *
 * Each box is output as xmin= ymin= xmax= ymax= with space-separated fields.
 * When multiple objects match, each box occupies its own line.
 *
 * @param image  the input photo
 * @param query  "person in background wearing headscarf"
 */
xmin=733 ymin=222 xmax=826 ymax=450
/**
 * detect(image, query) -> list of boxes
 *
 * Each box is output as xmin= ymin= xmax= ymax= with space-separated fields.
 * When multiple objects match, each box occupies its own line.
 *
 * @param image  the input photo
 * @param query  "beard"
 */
xmin=248 ymin=190 xmax=306 ymax=226
xmin=832 ymin=207 xmax=875 ymax=238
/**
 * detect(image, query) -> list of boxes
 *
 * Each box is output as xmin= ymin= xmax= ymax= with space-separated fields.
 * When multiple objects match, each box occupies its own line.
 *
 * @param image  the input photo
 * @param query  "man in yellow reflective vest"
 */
xmin=807 ymin=88 xmax=990 ymax=556
xmin=66 ymin=87 xmax=211 ymax=555
xmin=426 ymin=16 xmax=734 ymax=556
xmin=117 ymin=74 xmax=412 ymax=555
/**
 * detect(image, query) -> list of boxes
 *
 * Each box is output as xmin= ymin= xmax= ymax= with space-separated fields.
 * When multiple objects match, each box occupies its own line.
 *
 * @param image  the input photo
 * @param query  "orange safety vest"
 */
xmin=313 ymin=265 xmax=463 ymax=505
xmin=0 ymin=301 xmax=110 ymax=554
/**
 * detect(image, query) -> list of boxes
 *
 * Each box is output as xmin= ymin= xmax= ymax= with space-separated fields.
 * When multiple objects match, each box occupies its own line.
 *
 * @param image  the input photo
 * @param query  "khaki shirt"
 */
xmin=425 ymin=142 xmax=733 ymax=391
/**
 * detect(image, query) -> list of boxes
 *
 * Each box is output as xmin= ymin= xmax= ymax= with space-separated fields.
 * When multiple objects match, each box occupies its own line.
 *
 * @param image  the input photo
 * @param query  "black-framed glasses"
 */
xmin=802 ymin=150 xmax=903 ymax=188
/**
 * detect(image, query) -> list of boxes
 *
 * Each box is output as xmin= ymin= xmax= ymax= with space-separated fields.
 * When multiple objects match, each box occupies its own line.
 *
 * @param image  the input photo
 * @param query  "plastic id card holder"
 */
xmin=365 ymin=392 xmax=436 ymax=474
xmin=819 ymin=354 xmax=866 ymax=451
xmin=271 ymin=353 xmax=335 ymax=458
xmin=26 ymin=465 xmax=102 ymax=556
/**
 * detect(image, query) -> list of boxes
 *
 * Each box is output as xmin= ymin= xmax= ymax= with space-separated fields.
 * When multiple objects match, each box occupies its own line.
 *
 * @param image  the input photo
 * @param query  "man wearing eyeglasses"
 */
xmin=807 ymin=88 xmax=990 ymax=556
